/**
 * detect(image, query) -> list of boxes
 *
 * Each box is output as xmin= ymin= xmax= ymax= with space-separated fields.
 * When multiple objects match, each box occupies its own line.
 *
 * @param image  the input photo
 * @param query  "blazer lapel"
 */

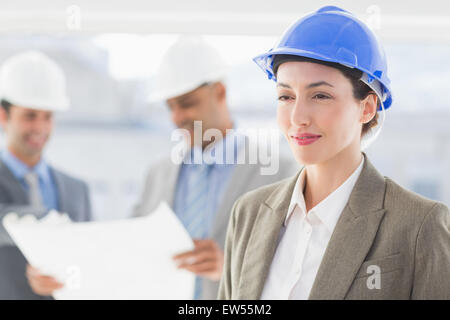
xmin=211 ymin=135 xmax=269 ymax=238
xmin=0 ymin=159 xmax=28 ymax=203
xmin=51 ymin=168 xmax=68 ymax=214
xmin=211 ymin=163 xmax=259 ymax=238
xmin=237 ymin=171 xmax=302 ymax=299
xmin=166 ymin=162 xmax=181 ymax=207
xmin=308 ymin=154 xmax=387 ymax=299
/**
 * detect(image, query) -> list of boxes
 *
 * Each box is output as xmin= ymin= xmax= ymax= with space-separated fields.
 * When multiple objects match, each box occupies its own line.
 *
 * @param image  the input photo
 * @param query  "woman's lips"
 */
xmin=291 ymin=133 xmax=322 ymax=146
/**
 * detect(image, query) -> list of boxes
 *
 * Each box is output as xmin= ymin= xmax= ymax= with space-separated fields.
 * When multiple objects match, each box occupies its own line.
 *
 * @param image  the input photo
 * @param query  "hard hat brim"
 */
xmin=2 ymin=95 xmax=70 ymax=112
xmin=253 ymin=48 xmax=392 ymax=110
xmin=148 ymin=74 xmax=227 ymax=103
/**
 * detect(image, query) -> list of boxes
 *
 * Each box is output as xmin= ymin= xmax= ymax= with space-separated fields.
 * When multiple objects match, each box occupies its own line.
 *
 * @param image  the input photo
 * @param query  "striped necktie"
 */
xmin=183 ymin=164 xmax=212 ymax=239
xmin=182 ymin=163 xmax=213 ymax=299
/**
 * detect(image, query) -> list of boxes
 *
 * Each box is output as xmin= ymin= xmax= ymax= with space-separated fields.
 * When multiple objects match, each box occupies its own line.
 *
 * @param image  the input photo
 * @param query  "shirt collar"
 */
xmin=285 ymin=156 xmax=365 ymax=232
xmin=182 ymin=123 xmax=243 ymax=166
xmin=1 ymin=149 xmax=52 ymax=183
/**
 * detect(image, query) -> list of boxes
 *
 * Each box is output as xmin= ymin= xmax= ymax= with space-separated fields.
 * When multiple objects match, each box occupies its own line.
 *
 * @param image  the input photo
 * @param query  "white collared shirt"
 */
xmin=260 ymin=156 xmax=365 ymax=300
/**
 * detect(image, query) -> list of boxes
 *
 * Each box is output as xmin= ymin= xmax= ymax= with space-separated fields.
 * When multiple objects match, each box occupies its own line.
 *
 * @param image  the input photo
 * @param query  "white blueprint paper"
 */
xmin=2 ymin=202 xmax=195 ymax=300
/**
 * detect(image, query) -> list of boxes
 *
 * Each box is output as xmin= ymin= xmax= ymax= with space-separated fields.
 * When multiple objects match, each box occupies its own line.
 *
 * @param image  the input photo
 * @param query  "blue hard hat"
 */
xmin=253 ymin=6 xmax=392 ymax=110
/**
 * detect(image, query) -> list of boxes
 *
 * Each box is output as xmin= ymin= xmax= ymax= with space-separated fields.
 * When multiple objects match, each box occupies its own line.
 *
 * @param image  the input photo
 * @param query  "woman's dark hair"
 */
xmin=272 ymin=55 xmax=379 ymax=138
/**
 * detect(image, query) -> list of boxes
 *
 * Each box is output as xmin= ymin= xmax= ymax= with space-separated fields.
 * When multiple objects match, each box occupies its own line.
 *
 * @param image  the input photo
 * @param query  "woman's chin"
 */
xmin=291 ymin=148 xmax=321 ymax=166
xmin=289 ymin=142 xmax=339 ymax=166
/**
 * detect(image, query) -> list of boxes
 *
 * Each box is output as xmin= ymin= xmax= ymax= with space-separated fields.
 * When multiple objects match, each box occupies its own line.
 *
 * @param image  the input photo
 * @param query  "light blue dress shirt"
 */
xmin=1 ymin=149 xmax=59 ymax=211
xmin=173 ymin=132 xmax=241 ymax=236
xmin=173 ymin=132 xmax=242 ymax=299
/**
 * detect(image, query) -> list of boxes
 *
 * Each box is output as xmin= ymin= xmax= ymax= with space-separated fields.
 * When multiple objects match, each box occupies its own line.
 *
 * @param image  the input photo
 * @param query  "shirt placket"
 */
xmin=282 ymin=210 xmax=313 ymax=299
xmin=289 ymin=213 xmax=316 ymax=299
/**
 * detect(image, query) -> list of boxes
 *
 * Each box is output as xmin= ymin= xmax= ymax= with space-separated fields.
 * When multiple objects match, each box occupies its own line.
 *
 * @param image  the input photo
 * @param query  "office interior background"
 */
xmin=0 ymin=0 xmax=449 ymax=220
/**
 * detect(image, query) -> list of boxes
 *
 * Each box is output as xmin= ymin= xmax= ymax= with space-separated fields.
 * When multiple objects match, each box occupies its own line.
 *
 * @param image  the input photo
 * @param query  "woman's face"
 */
xmin=276 ymin=61 xmax=372 ymax=165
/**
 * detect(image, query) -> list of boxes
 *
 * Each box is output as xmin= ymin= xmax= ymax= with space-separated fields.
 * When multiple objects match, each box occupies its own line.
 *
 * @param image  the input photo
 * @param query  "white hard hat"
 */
xmin=0 ymin=50 xmax=70 ymax=111
xmin=149 ymin=36 xmax=229 ymax=102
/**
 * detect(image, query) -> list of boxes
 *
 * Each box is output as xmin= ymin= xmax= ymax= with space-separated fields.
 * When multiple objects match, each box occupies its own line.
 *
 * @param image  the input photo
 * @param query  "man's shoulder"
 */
xmin=50 ymin=167 xmax=88 ymax=190
xmin=0 ymin=159 xmax=15 ymax=181
xmin=144 ymin=155 xmax=179 ymax=177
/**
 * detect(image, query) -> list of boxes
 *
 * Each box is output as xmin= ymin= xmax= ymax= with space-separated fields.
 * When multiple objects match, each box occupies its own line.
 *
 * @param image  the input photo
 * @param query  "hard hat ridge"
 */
xmin=253 ymin=5 xmax=392 ymax=110
xmin=0 ymin=50 xmax=70 ymax=112
xmin=149 ymin=36 xmax=229 ymax=102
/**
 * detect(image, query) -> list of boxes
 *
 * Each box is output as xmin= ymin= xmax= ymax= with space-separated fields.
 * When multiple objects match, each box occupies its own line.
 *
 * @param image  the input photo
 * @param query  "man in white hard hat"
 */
xmin=0 ymin=51 xmax=92 ymax=299
xmin=132 ymin=36 xmax=296 ymax=299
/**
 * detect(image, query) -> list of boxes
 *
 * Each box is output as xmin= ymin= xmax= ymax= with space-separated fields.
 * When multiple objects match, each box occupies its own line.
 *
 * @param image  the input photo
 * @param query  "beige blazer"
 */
xmin=133 ymin=150 xmax=297 ymax=299
xmin=218 ymin=153 xmax=450 ymax=299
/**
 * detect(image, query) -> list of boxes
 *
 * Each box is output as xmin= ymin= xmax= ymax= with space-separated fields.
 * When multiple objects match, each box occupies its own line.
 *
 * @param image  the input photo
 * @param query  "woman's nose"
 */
xmin=290 ymin=100 xmax=311 ymax=128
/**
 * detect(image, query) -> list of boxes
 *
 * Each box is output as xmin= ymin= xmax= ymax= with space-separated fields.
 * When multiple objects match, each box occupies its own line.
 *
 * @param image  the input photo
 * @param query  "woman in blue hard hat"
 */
xmin=218 ymin=6 xmax=450 ymax=300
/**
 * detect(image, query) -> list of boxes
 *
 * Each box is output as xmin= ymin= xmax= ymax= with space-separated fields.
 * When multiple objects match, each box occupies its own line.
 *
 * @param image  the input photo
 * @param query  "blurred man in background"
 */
xmin=0 ymin=51 xmax=92 ymax=299
xmin=132 ymin=36 xmax=296 ymax=299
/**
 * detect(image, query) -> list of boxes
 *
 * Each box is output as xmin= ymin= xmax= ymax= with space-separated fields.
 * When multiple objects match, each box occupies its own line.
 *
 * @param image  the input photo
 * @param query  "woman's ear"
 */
xmin=360 ymin=93 xmax=377 ymax=124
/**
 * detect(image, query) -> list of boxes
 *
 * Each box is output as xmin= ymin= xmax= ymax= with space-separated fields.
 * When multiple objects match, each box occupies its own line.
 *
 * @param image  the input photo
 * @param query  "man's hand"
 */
xmin=26 ymin=265 xmax=64 ymax=296
xmin=173 ymin=239 xmax=224 ymax=281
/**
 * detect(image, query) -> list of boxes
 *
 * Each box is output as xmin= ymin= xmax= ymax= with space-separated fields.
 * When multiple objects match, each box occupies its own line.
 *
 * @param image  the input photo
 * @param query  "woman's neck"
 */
xmin=303 ymin=149 xmax=363 ymax=212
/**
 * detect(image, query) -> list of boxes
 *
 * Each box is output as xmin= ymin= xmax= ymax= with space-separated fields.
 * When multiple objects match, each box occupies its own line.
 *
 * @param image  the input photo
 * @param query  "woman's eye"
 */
xmin=278 ymin=95 xmax=292 ymax=101
xmin=313 ymin=93 xmax=331 ymax=100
